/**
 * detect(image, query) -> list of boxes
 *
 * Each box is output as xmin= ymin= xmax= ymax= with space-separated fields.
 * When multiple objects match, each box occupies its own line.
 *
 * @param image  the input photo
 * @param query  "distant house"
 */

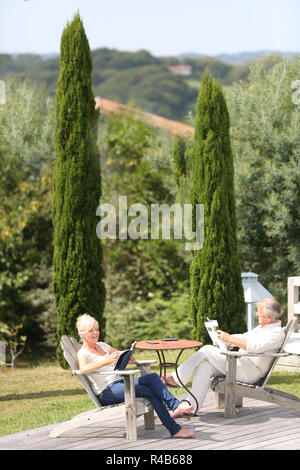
xmin=168 ymin=65 xmax=192 ymax=76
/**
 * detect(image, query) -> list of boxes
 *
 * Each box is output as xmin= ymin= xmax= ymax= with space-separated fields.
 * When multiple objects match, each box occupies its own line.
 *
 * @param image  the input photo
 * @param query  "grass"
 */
xmin=0 ymin=362 xmax=94 ymax=436
xmin=1 ymin=349 xmax=300 ymax=437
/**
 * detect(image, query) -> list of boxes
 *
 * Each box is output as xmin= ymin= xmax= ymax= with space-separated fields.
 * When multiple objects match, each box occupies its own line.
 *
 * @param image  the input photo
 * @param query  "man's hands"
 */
xmin=217 ymin=330 xmax=232 ymax=346
xmin=217 ymin=330 xmax=247 ymax=350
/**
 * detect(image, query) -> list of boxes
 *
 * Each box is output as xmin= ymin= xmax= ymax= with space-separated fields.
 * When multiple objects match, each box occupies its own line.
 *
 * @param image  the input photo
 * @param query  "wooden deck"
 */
xmin=1 ymin=391 xmax=300 ymax=451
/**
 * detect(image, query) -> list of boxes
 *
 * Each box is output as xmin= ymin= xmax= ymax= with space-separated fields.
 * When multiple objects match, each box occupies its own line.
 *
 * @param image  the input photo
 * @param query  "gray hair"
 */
xmin=257 ymin=298 xmax=281 ymax=320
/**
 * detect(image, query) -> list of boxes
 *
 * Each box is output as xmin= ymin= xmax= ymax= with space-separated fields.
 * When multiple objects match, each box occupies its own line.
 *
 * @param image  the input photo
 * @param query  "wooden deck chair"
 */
xmin=211 ymin=319 xmax=300 ymax=417
xmin=49 ymin=336 xmax=156 ymax=440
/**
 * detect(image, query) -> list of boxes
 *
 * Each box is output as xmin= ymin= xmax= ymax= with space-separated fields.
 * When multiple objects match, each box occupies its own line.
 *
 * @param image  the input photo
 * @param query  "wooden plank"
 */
xmin=2 ymin=392 xmax=300 ymax=450
xmin=2 ymin=416 xmax=132 ymax=451
xmin=236 ymin=428 xmax=300 ymax=450
xmin=230 ymin=384 xmax=300 ymax=411
xmin=194 ymin=418 xmax=300 ymax=450
xmin=231 ymin=428 xmax=300 ymax=451
xmin=200 ymin=403 xmax=297 ymax=429
xmin=133 ymin=411 xmax=300 ymax=451
xmin=87 ymin=404 xmax=298 ymax=451
xmin=262 ymin=437 xmax=300 ymax=450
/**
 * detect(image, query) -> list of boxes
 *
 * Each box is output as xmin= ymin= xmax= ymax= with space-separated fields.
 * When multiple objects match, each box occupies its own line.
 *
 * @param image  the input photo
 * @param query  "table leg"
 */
xmin=174 ymin=349 xmax=199 ymax=415
xmin=156 ymin=350 xmax=180 ymax=381
xmin=155 ymin=350 xmax=164 ymax=378
xmin=160 ymin=350 xmax=167 ymax=379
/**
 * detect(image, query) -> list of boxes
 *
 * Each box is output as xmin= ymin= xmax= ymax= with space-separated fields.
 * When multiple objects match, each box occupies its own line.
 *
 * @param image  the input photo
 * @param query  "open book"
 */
xmin=114 ymin=341 xmax=137 ymax=370
xmin=204 ymin=319 xmax=228 ymax=352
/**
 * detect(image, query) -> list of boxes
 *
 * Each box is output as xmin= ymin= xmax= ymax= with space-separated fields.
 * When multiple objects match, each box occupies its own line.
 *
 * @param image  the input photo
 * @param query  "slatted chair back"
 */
xmin=61 ymin=335 xmax=101 ymax=408
xmin=256 ymin=318 xmax=296 ymax=388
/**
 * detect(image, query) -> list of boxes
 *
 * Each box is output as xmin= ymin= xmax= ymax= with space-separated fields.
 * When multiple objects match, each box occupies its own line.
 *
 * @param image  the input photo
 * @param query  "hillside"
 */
xmin=179 ymin=50 xmax=300 ymax=64
xmin=0 ymin=48 xmax=290 ymax=121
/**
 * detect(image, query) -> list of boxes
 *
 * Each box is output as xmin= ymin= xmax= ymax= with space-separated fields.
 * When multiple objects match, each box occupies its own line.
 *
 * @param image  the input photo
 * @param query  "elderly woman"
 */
xmin=76 ymin=314 xmax=196 ymax=439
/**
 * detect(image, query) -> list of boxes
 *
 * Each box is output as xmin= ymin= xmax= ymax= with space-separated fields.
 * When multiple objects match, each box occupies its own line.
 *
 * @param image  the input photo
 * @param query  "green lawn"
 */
xmin=1 ymin=350 xmax=299 ymax=437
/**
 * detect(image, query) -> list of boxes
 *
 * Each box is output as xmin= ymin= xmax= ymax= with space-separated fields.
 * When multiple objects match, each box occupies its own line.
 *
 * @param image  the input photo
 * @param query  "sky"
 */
xmin=0 ymin=0 xmax=299 ymax=57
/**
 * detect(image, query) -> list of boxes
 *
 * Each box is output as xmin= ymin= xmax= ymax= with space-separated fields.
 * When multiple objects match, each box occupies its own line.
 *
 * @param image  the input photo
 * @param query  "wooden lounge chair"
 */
xmin=211 ymin=319 xmax=300 ymax=417
xmin=49 ymin=336 xmax=156 ymax=440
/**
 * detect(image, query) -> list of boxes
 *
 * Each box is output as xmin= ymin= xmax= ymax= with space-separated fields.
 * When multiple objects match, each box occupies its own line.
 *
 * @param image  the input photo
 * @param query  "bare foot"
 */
xmin=173 ymin=428 xmax=196 ymax=438
xmin=172 ymin=402 xmax=194 ymax=418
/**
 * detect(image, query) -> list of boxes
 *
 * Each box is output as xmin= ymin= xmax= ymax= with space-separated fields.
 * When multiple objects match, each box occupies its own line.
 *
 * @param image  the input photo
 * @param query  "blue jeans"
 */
xmin=98 ymin=372 xmax=182 ymax=436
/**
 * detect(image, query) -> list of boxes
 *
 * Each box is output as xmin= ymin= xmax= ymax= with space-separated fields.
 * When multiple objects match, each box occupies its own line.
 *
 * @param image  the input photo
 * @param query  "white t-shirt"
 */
xmin=77 ymin=342 xmax=117 ymax=396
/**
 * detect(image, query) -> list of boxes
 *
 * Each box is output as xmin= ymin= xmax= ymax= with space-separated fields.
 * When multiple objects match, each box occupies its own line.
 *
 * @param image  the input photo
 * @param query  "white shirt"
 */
xmin=77 ymin=342 xmax=117 ymax=396
xmin=233 ymin=321 xmax=285 ymax=380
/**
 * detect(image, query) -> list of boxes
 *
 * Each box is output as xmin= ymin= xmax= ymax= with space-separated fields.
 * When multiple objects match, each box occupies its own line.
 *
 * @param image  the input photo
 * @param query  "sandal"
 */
xmin=161 ymin=377 xmax=178 ymax=388
xmin=164 ymin=380 xmax=178 ymax=389
xmin=171 ymin=400 xmax=194 ymax=418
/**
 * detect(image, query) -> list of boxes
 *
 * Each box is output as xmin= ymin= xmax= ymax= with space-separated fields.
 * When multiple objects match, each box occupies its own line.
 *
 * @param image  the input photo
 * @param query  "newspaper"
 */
xmin=204 ymin=319 xmax=228 ymax=352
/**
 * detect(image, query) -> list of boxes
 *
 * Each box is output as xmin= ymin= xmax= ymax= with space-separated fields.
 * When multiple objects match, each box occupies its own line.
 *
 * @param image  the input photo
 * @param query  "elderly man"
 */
xmin=165 ymin=298 xmax=285 ymax=413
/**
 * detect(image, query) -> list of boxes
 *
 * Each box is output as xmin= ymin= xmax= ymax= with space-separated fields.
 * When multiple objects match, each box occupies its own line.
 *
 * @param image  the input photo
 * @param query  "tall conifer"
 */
xmin=53 ymin=13 xmax=106 ymax=366
xmin=190 ymin=74 xmax=246 ymax=342
xmin=172 ymin=138 xmax=186 ymax=187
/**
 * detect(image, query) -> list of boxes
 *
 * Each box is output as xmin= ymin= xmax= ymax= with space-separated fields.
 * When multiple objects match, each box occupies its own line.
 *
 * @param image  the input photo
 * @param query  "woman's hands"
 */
xmin=107 ymin=351 xmax=120 ymax=364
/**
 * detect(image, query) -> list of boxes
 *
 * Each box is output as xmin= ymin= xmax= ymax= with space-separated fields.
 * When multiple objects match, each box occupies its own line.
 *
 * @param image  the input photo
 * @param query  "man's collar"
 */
xmin=259 ymin=320 xmax=281 ymax=328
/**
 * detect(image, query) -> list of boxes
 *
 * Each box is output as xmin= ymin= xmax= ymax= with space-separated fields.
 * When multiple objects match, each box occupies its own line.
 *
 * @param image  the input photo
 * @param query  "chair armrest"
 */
xmin=220 ymin=351 xmax=289 ymax=358
xmin=135 ymin=360 xmax=157 ymax=366
xmin=72 ymin=369 xmax=141 ymax=377
xmin=135 ymin=359 xmax=157 ymax=376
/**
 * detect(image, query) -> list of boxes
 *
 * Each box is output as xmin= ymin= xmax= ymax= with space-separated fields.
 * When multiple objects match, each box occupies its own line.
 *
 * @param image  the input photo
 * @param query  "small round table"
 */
xmin=135 ymin=338 xmax=202 ymax=381
xmin=136 ymin=338 xmax=202 ymax=414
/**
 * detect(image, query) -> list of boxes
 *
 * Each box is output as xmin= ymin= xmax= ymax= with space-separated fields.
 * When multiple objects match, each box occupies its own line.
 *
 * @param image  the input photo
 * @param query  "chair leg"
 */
xmin=144 ymin=409 xmax=155 ymax=430
xmin=215 ymin=392 xmax=225 ymax=408
xmin=124 ymin=375 xmax=137 ymax=440
xmin=215 ymin=392 xmax=242 ymax=409
xmin=236 ymin=396 xmax=243 ymax=407
xmin=224 ymin=355 xmax=237 ymax=418
xmin=136 ymin=362 xmax=155 ymax=431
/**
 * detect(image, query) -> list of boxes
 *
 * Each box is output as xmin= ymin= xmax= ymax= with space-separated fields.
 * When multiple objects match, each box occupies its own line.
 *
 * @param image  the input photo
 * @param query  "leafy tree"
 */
xmin=190 ymin=74 xmax=246 ymax=342
xmin=227 ymin=57 xmax=300 ymax=315
xmin=53 ymin=13 xmax=106 ymax=366
xmin=105 ymin=291 xmax=192 ymax=349
xmin=100 ymin=115 xmax=191 ymax=347
xmin=0 ymin=79 xmax=55 ymax=354
xmin=0 ymin=321 xmax=27 ymax=369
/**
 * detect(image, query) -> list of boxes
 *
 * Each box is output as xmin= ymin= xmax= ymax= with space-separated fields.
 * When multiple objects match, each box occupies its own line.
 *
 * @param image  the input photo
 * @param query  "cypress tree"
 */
xmin=53 ymin=13 xmax=106 ymax=366
xmin=190 ymin=74 xmax=246 ymax=342
xmin=172 ymin=137 xmax=186 ymax=187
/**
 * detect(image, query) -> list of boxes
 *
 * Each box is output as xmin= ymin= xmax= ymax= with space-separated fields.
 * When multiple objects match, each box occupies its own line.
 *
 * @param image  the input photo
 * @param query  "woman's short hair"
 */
xmin=257 ymin=298 xmax=281 ymax=320
xmin=76 ymin=313 xmax=98 ymax=336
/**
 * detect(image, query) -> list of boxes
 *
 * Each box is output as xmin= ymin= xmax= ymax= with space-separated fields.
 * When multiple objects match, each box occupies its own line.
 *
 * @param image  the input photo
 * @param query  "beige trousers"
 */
xmin=171 ymin=345 xmax=263 ymax=411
